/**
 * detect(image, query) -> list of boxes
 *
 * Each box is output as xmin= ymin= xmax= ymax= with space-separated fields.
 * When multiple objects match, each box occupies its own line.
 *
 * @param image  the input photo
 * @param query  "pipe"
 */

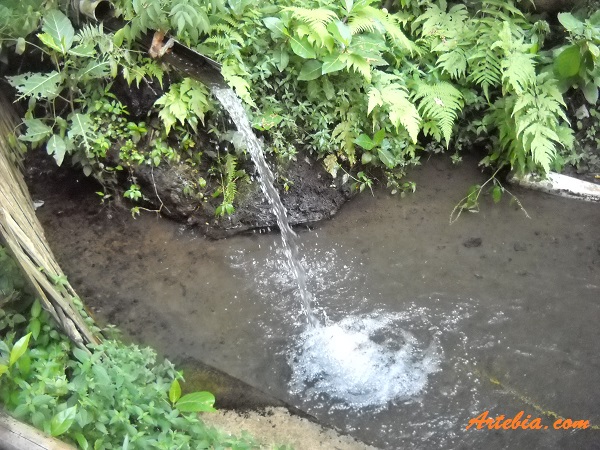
xmin=78 ymin=0 xmax=226 ymax=87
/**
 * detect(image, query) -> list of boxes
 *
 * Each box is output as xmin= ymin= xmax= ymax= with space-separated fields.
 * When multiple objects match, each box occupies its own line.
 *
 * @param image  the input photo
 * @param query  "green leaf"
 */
xmin=378 ymin=148 xmax=395 ymax=169
xmin=31 ymin=300 xmax=42 ymax=318
xmin=42 ymin=9 xmax=74 ymax=53
xmin=582 ymin=81 xmax=598 ymax=104
xmin=47 ymin=135 xmax=67 ymax=166
xmin=367 ymin=87 xmax=383 ymax=115
xmin=372 ymin=128 xmax=385 ymax=146
xmin=37 ymin=32 xmax=62 ymax=52
xmin=68 ymin=114 xmax=94 ymax=152
xmin=321 ymin=53 xmax=346 ymax=75
xmin=492 ymin=185 xmax=502 ymax=203
xmin=176 ymin=391 xmax=216 ymax=412
xmin=69 ymin=43 xmax=96 ymax=57
xmin=361 ymin=152 xmax=373 ymax=164
xmin=50 ymin=405 xmax=77 ymax=437
xmin=298 ymin=60 xmax=322 ymax=81
xmin=554 ymin=45 xmax=581 ymax=78
xmin=263 ymin=17 xmax=288 ymax=38
xmin=557 ymin=12 xmax=584 ymax=34
xmin=290 ymin=35 xmax=316 ymax=59
xmin=0 ymin=365 xmax=8 ymax=378
xmin=169 ymin=379 xmax=181 ymax=404
xmin=19 ymin=119 xmax=52 ymax=144
xmin=77 ymin=60 xmax=110 ymax=80
xmin=353 ymin=134 xmax=374 ymax=150
xmin=9 ymin=333 xmax=31 ymax=367
xmin=29 ymin=319 xmax=41 ymax=340
xmin=327 ymin=20 xmax=352 ymax=46
xmin=7 ymin=71 xmax=63 ymax=100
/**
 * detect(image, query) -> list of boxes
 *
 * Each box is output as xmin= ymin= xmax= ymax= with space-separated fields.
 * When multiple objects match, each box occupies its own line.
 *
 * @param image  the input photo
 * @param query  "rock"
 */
xmin=514 ymin=242 xmax=527 ymax=252
xmin=133 ymin=151 xmax=353 ymax=238
xmin=463 ymin=237 xmax=482 ymax=248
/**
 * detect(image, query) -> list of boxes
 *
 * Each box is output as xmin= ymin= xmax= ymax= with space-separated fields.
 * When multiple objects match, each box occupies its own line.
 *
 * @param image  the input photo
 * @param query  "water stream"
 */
xmin=212 ymin=86 xmax=440 ymax=410
xmin=211 ymin=87 xmax=318 ymax=327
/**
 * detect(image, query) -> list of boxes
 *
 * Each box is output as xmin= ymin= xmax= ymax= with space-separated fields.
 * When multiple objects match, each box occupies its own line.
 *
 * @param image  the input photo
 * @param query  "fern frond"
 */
xmin=368 ymin=81 xmax=421 ymax=143
xmin=385 ymin=85 xmax=421 ymax=143
xmin=411 ymin=81 xmax=463 ymax=147
xmin=522 ymin=123 xmax=559 ymax=173
xmin=331 ymin=120 xmax=357 ymax=164
xmin=437 ymin=48 xmax=467 ymax=79
xmin=283 ymin=7 xmax=338 ymax=27
xmin=467 ymin=48 xmax=502 ymax=99
xmin=501 ymin=51 xmax=536 ymax=94
xmin=359 ymin=6 xmax=415 ymax=53
xmin=349 ymin=15 xmax=377 ymax=34
xmin=77 ymin=23 xmax=105 ymax=42
xmin=347 ymin=53 xmax=371 ymax=80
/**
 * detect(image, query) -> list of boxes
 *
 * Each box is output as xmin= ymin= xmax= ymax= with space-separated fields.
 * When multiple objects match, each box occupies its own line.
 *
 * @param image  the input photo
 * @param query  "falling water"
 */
xmin=212 ymin=87 xmax=318 ymax=327
xmin=214 ymin=86 xmax=440 ymax=410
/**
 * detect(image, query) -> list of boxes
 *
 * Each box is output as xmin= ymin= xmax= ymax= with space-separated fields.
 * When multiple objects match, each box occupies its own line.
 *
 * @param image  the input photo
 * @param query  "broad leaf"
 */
xmin=298 ymin=60 xmax=322 ymax=81
xmin=19 ymin=119 xmax=52 ymax=144
xmin=69 ymin=43 xmax=96 ymax=57
xmin=37 ymin=33 xmax=62 ymax=52
xmin=68 ymin=114 xmax=94 ymax=153
xmin=492 ymin=185 xmax=502 ymax=203
xmin=582 ymin=81 xmax=598 ymax=104
xmin=47 ymin=134 xmax=67 ymax=165
xmin=42 ymin=9 xmax=74 ymax=53
xmin=557 ymin=13 xmax=584 ymax=35
xmin=378 ymin=148 xmax=395 ymax=169
xmin=169 ymin=379 xmax=181 ymax=404
xmin=290 ymin=35 xmax=316 ymax=59
xmin=9 ymin=333 xmax=31 ymax=367
xmin=0 ymin=365 xmax=8 ymax=378
xmin=554 ymin=45 xmax=581 ymax=78
xmin=263 ymin=17 xmax=288 ymax=38
xmin=50 ymin=405 xmax=77 ymax=437
xmin=7 ymin=71 xmax=63 ymax=100
xmin=321 ymin=53 xmax=346 ymax=75
xmin=372 ymin=128 xmax=386 ymax=146
xmin=176 ymin=391 xmax=216 ymax=412
xmin=327 ymin=20 xmax=352 ymax=46
xmin=353 ymin=134 xmax=374 ymax=150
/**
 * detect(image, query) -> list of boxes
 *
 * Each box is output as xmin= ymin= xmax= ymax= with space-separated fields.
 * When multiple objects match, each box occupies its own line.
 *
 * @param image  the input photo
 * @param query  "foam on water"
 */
xmin=289 ymin=313 xmax=441 ymax=410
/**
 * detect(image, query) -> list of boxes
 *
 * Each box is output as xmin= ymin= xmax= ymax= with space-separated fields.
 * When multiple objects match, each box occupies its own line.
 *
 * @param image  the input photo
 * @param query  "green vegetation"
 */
xmin=0 ymin=245 xmax=265 ymax=448
xmin=0 ymin=0 xmax=599 ymax=213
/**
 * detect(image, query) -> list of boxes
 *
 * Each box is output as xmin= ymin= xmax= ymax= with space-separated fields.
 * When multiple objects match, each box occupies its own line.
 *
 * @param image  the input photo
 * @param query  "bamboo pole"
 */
xmin=0 ymin=410 xmax=77 ymax=450
xmin=0 ymin=91 xmax=99 ymax=348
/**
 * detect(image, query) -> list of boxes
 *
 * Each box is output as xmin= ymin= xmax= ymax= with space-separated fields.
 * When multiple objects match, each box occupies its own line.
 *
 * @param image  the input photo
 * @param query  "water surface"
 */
xmin=33 ymin=155 xmax=600 ymax=448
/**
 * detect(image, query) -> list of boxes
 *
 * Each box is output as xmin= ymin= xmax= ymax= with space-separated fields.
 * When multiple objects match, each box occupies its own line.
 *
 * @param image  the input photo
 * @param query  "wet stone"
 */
xmin=463 ymin=237 xmax=482 ymax=248
xmin=514 ymin=242 xmax=527 ymax=252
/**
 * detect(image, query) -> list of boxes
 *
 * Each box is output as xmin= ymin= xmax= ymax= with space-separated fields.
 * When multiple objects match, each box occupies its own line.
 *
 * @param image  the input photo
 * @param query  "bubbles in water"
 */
xmin=289 ymin=312 xmax=441 ymax=410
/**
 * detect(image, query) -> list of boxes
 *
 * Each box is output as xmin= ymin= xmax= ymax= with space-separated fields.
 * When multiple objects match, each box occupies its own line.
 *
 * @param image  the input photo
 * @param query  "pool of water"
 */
xmin=33 ymin=155 xmax=600 ymax=448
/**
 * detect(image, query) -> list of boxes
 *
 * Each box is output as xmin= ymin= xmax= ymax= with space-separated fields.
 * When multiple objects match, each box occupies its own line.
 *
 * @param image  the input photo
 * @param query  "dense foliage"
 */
xmin=0 ymin=246 xmax=265 ymax=449
xmin=1 ymin=0 xmax=599 ymax=211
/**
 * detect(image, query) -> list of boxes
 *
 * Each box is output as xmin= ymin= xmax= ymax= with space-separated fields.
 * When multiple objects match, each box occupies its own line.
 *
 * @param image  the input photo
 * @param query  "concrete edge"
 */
xmin=508 ymin=172 xmax=600 ymax=203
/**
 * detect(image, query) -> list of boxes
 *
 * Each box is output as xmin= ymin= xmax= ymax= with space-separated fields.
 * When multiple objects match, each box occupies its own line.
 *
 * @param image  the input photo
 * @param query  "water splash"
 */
xmin=212 ymin=87 xmax=318 ymax=326
xmin=288 ymin=312 xmax=441 ymax=410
